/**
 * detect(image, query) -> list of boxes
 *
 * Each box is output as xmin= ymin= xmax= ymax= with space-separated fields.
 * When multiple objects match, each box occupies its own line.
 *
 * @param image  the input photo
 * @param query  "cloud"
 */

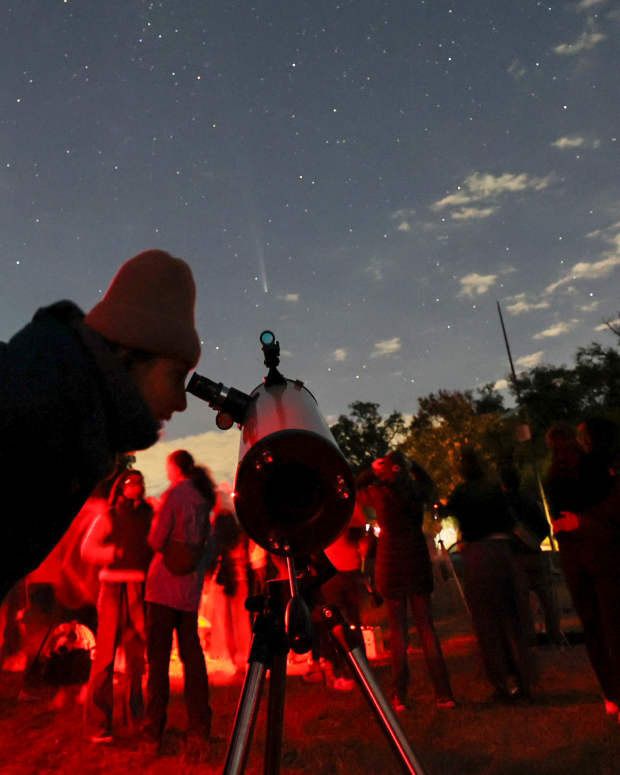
xmin=370 ymin=337 xmax=401 ymax=358
xmin=580 ymin=300 xmax=600 ymax=311
xmin=545 ymin=253 xmax=620 ymax=294
xmin=391 ymin=207 xmax=416 ymax=233
xmin=364 ymin=257 xmax=386 ymax=281
xmin=458 ymin=272 xmax=498 ymax=297
xmin=505 ymin=295 xmax=551 ymax=315
xmin=551 ymin=136 xmax=585 ymax=149
xmin=553 ymin=18 xmax=605 ymax=55
xmin=493 ymin=379 xmax=509 ymax=391
xmin=508 ymin=59 xmax=526 ymax=80
xmin=516 ymin=351 xmax=544 ymax=369
xmin=331 ymin=348 xmax=348 ymax=361
xmin=533 ymin=319 xmax=579 ymax=339
xmin=576 ymin=0 xmax=607 ymax=11
xmin=595 ymin=317 xmax=620 ymax=331
xmin=450 ymin=206 xmax=496 ymax=221
xmin=551 ymin=135 xmax=600 ymax=150
xmin=432 ymin=172 xmax=553 ymax=212
xmin=280 ymin=293 xmax=299 ymax=302
xmin=135 ymin=429 xmax=241 ymax=496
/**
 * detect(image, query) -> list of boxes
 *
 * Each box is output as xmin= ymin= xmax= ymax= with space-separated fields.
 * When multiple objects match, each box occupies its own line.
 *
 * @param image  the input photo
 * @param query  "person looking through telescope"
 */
xmin=0 ymin=249 xmax=201 ymax=603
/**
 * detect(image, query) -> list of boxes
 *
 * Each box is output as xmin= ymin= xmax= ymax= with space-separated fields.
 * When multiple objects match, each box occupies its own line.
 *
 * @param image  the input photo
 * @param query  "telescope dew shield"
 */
xmin=234 ymin=379 xmax=355 ymax=556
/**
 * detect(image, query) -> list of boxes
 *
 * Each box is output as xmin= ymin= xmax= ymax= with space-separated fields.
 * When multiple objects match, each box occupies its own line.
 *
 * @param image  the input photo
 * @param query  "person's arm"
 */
xmin=80 ymin=511 xmax=115 ymax=566
xmin=148 ymin=489 xmax=175 ymax=552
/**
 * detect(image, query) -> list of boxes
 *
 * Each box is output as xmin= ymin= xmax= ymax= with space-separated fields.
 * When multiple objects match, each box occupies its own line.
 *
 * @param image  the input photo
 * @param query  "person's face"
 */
xmin=122 ymin=475 xmax=144 ymax=500
xmin=130 ymin=357 xmax=190 ymax=423
xmin=371 ymin=456 xmax=399 ymax=482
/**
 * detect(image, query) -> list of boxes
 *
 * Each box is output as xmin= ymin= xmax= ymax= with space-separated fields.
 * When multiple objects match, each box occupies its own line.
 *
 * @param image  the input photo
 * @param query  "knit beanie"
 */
xmin=84 ymin=249 xmax=201 ymax=367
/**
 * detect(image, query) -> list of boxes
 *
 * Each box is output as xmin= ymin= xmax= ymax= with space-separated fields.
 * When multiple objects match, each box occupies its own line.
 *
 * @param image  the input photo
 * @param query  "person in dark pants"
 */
xmin=357 ymin=452 xmax=454 ymax=711
xmin=81 ymin=470 xmax=153 ymax=743
xmin=446 ymin=448 xmax=535 ymax=701
xmin=143 ymin=451 xmax=215 ymax=746
xmin=546 ymin=420 xmax=620 ymax=721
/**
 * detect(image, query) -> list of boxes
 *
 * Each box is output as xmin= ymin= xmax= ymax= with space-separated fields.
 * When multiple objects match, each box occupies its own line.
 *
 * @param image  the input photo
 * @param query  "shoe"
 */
xmin=89 ymin=727 xmax=113 ymax=744
xmin=603 ymin=698 xmax=619 ymax=715
xmin=436 ymin=698 xmax=456 ymax=709
xmin=330 ymin=676 xmax=355 ymax=692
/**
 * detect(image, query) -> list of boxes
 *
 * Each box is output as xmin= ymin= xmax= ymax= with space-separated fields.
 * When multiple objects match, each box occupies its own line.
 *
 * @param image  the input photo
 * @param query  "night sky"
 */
xmin=3 ymin=0 xmax=620 ymax=458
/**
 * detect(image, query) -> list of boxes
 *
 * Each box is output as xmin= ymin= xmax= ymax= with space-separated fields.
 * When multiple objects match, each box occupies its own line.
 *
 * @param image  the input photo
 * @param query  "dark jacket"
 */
xmin=106 ymin=497 xmax=154 ymax=573
xmin=357 ymin=479 xmax=433 ymax=598
xmin=0 ymin=301 xmax=159 ymax=600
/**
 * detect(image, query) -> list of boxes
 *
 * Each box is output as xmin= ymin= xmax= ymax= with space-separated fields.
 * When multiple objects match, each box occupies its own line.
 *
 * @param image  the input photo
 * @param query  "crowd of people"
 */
xmin=2 ymin=247 xmax=619 ymax=756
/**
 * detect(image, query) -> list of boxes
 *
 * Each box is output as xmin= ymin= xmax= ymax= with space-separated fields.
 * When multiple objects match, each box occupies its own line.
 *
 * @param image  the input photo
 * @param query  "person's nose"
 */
xmin=173 ymin=385 xmax=187 ymax=413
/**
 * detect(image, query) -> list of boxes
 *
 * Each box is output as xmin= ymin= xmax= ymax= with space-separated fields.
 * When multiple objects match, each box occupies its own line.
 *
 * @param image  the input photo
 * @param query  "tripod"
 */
xmin=222 ymin=572 xmax=429 ymax=775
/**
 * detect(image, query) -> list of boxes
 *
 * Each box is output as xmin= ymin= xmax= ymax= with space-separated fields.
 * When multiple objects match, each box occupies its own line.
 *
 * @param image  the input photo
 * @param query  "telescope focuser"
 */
xmin=186 ymin=373 xmax=254 ymax=430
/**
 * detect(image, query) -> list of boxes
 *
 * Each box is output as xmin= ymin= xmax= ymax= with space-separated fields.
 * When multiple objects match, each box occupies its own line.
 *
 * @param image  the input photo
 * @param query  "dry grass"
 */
xmin=1 ymin=621 xmax=619 ymax=775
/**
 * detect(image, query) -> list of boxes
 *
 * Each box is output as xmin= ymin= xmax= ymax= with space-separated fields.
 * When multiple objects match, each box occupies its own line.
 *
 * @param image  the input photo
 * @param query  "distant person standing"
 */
xmin=357 ymin=452 xmax=455 ymax=711
xmin=143 ymin=451 xmax=215 ymax=746
xmin=81 ymin=470 xmax=153 ymax=743
xmin=546 ymin=420 xmax=620 ymax=720
xmin=206 ymin=484 xmax=252 ymax=673
xmin=447 ymin=448 xmax=534 ymax=701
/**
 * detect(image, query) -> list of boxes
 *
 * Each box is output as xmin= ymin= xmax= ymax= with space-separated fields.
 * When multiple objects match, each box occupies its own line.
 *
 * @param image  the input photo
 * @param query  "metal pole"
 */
xmin=496 ymin=300 xmax=557 ymax=550
xmin=323 ymin=606 xmax=430 ymax=775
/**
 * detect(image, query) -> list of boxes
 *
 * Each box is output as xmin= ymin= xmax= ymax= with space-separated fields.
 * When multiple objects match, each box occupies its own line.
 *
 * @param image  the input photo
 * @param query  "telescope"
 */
xmin=187 ymin=333 xmax=427 ymax=775
xmin=186 ymin=330 xmax=355 ymax=557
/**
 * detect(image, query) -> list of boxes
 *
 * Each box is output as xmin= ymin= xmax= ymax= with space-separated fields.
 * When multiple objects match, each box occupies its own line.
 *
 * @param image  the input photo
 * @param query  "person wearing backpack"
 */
xmin=142 ymin=450 xmax=215 ymax=747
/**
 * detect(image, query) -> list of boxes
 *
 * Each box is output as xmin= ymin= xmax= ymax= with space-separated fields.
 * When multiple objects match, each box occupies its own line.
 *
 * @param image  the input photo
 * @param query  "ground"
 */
xmin=1 ymin=609 xmax=619 ymax=775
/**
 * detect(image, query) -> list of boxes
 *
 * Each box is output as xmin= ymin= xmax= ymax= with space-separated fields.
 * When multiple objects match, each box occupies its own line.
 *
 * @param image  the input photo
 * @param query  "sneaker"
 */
xmin=604 ymin=698 xmax=619 ymax=715
xmin=436 ymin=698 xmax=456 ymax=709
xmin=331 ymin=676 xmax=355 ymax=692
xmin=89 ymin=727 xmax=113 ymax=744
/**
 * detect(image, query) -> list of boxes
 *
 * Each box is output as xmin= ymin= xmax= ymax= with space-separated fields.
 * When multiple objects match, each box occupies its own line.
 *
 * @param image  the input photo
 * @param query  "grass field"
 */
xmin=1 ymin=613 xmax=619 ymax=775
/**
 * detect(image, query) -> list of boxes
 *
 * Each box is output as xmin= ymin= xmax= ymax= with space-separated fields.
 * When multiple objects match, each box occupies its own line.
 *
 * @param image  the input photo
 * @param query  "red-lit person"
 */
xmin=142 ymin=450 xmax=216 ymax=746
xmin=546 ymin=420 xmax=620 ymax=720
xmin=357 ymin=451 xmax=455 ymax=711
xmin=206 ymin=483 xmax=252 ymax=673
xmin=0 ymin=249 xmax=201 ymax=603
xmin=81 ymin=470 xmax=153 ymax=743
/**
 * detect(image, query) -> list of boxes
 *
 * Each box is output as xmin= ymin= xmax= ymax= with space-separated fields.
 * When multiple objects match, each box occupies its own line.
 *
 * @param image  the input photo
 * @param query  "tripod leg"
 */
xmin=223 ymin=661 xmax=267 ymax=775
xmin=264 ymin=652 xmax=288 ymax=775
xmin=323 ymin=606 xmax=430 ymax=775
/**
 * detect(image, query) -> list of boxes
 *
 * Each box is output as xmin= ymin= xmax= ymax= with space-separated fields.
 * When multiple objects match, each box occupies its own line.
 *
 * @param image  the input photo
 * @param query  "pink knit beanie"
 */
xmin=84 ymin=249 xmax=201 ymax=367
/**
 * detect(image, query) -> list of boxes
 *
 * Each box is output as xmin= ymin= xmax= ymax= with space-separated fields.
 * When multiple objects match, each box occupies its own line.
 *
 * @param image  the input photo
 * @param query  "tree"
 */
xmin=330 ymin=401 xmax=406 ymax=473
xmin=474 ymin=382 xmax=506 ymax=415
xmin=510 ymin=343 xmax=620 ymax=438
xmin=400 ymin=390 xmax=512 ymax=499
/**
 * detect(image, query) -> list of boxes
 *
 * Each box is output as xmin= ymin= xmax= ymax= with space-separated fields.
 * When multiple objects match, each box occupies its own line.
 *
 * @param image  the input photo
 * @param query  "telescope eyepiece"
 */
xmin=186 ymin=372 xmax=253 ymax=427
